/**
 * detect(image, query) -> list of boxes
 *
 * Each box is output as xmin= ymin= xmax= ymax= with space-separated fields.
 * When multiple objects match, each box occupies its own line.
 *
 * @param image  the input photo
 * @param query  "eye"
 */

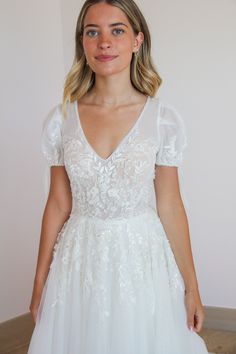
xmin=112 ymin=28 xmax=125 ymax=36
xmin=85 ymin=30 xmax=98 ymax=37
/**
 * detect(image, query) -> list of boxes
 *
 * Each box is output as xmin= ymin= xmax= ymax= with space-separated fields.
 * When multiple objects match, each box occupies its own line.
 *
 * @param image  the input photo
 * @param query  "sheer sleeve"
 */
xmin=155 ymin=103 xmax=187 ymax=167
xmin=41 ymin=104 xmax=64 ymax=166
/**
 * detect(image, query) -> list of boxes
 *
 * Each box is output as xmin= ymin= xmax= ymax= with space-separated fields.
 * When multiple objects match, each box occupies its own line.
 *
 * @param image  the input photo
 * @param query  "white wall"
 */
xmin=144 ymin=0 xmax=236 ymax=308
xmin=0 ymin=0 xmax=65 ymax=322
xmin=1 ymin=0 xmax=235 ymax=322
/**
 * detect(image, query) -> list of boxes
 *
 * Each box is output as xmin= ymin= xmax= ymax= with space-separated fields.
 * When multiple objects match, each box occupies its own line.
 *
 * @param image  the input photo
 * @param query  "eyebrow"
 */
xmin=84 ymin=22 xmax=128 ymax=29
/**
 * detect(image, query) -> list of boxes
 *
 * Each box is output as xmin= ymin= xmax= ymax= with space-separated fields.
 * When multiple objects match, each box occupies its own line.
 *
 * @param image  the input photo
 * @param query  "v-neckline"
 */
xmin=74 ymin=95 xmax=150 ymax=163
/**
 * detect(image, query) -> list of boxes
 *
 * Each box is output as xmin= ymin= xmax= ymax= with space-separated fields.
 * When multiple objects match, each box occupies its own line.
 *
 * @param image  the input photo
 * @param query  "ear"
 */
xmin=133 ymin=32 xmax=144 ymax=53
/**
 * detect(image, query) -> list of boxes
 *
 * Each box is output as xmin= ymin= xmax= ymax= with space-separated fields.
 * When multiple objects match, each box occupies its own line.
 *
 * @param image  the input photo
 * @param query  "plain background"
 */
xmin=0 ymin=0 xmax=235 ymax=322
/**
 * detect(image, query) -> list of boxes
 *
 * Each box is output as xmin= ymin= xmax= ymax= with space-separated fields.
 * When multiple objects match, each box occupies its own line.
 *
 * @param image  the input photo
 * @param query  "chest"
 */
xmin=76 ymin=101 xmax=149 ymax=160
xmin=62 ymin=96 xmax=160 ymax=168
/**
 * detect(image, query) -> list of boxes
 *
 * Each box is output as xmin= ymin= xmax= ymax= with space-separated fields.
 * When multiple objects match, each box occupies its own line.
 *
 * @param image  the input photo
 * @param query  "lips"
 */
xmin=96 ymin=55 xmax=118 ymax=62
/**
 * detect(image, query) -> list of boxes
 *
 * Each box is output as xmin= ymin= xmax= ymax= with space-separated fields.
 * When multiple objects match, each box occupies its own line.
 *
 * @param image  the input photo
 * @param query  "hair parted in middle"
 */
xmin=61 ymin=0 xmax=162 ymax=118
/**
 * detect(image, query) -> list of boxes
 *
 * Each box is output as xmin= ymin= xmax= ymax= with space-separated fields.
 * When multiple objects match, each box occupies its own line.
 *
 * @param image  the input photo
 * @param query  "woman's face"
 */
xmin=81 ymin=2 xmax=144 ymax=76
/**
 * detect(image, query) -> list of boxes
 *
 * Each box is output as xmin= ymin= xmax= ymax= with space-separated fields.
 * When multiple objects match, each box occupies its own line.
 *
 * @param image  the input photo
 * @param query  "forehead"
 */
xmin=83 ymin=3 xmax=130 ymax=26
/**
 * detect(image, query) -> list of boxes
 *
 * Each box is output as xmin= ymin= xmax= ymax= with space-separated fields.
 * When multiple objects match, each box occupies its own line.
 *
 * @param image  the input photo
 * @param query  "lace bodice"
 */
xmin=41 ymin=96 xmax=187 ymax=219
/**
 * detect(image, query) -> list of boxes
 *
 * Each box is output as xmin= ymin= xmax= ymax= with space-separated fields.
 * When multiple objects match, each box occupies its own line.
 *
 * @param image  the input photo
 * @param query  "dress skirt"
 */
xmin=27 ymin=208 xmax=208 ymax=354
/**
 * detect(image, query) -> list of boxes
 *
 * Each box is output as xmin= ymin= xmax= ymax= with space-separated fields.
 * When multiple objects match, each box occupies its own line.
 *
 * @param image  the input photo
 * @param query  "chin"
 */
xmin=91 ymin=63 xmax=131 ymax=77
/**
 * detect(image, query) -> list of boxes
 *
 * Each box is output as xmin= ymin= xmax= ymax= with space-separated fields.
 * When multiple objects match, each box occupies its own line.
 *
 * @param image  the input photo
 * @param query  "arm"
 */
xmin=29 ymin=166 xmax=72 ymax=322
xmin=154 ymin=165 xmax=198 ymax=291
xmin=154 ymin=165 xmax=205 ymax=332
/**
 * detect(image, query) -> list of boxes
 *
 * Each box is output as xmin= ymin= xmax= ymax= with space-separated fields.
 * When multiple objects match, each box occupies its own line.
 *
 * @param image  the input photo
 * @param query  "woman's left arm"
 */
xmin=154 ymin=165 xmax=205 ymax=332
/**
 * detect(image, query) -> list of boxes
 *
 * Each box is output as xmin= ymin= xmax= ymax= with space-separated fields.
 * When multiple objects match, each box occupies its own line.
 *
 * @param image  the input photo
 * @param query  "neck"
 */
xmin=88 ymin=70 xmax=137 ymax=106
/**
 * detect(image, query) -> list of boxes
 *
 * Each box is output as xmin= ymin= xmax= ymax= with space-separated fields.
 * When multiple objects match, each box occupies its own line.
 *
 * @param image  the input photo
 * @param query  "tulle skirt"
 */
xmin=27 ymin=208 xmax=208 ymax=354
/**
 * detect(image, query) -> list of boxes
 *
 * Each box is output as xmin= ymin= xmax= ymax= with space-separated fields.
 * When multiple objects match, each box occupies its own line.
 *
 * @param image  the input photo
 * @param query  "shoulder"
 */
xmin=42 ymin=103 xmax=64 ymax=128
xmin=150 ymin=98 xmax=186 ymax=135
xmin=154 ymin=100 xmax=187 ymax=166
xmin=40 ymin=103 xmax=66 ymax=166
xmin=149 ymin=96 xmax=181 ymax=119
xmin=155 ymin=98 xmax=187 ymax=154
xmin=147 ymin=96 xmax=183 ymax=125
xmin=41 ymin=102 xmax=71 ymax=138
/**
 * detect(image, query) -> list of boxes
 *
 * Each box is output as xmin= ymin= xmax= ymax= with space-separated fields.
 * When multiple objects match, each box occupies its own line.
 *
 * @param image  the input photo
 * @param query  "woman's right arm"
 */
xmin=29 ymin=166 xmax=72 ymax=323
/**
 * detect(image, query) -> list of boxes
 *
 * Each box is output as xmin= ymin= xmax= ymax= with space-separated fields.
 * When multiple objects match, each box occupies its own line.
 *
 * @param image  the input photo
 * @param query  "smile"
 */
xmin=95 ymin=55 xmax=118 ymax=62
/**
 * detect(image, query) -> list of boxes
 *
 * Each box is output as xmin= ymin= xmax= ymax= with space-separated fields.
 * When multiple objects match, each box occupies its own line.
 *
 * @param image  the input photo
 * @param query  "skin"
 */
xmin=30 ymin=2 xmax=205 ymax=333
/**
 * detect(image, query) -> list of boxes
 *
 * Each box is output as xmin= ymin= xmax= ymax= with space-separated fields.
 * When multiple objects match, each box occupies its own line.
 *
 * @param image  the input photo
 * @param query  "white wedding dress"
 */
xmin=27 ymin=96 xmax=209 ymax=354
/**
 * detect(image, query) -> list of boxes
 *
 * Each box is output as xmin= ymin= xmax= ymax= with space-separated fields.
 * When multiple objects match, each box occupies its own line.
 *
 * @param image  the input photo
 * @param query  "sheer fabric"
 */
xmin=27 ymin=96 xmax=208 ymax=354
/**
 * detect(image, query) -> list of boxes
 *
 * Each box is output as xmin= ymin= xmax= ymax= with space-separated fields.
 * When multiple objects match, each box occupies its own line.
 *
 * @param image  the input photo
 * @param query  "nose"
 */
xmin=98 ymin=33 xmax=112 ymax=50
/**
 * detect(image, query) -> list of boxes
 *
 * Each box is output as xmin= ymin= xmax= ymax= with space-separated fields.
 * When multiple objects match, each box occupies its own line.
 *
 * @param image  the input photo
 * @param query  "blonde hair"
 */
xmin=61 ymin=0 xmax=162 ymax=118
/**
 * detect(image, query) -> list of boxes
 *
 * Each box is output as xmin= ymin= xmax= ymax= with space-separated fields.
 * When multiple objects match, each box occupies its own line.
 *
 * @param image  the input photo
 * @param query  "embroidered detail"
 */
xmin=40 ymin=100 xmax=186 ymax=322
xmin=63 ymin=128 xmax=157 ymax=219
xmin=49 ymin=212 xmax=184 ymax=320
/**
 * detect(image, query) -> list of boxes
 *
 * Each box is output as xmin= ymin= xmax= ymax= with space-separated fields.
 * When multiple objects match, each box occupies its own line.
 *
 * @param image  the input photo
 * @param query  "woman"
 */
xmin=28 ymin=0 xmax=209 ymax=353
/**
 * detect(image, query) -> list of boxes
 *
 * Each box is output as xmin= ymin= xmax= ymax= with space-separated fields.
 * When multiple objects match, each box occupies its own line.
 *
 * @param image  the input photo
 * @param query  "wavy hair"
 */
xmin=61 ymin=0 xmax=162 ymax=118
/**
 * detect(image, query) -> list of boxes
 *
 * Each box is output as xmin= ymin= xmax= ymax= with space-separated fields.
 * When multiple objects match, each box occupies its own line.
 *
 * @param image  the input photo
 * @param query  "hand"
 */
xmin=184 ymin=288 xmax=205 ymax=332
xmin=29 ymin=279 xmax=44 ymax=324
xmin=29 ymin=301 xmax=39 ymax=324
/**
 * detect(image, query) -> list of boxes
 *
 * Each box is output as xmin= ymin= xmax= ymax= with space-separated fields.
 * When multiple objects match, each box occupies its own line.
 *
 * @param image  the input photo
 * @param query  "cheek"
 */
xmin=115 ymin=39 xmax=134 ymax=60
xmin=82 ymin=39 xmax=95 ymax=55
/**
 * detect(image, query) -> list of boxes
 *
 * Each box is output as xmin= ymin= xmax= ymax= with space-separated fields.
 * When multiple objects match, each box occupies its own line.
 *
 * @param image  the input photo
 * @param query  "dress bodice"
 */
xmin=41 ymin=96 xmax=187 ymax=219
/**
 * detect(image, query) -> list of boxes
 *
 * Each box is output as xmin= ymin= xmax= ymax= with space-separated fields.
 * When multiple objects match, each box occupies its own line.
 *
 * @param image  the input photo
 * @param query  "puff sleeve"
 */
xmin=41 ymin=104 xmax=64 ymax=166
xmin=155 ymin=103 xmax=187 ymax=167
